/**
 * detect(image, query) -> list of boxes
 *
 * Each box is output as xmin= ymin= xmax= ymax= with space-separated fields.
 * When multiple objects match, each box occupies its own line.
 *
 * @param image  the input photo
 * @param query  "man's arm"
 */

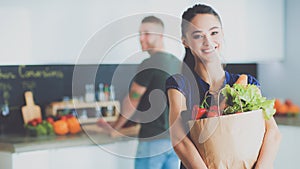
xmin=112 ymin=81 xmax=147 ymax=130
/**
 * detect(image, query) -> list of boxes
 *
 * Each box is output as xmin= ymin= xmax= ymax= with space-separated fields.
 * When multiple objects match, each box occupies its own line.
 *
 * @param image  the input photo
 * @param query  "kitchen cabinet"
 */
xmin=4 ymin=142 xmax=137 ymax=169
xmin=0 ymin=133 xmax=138 ymax=169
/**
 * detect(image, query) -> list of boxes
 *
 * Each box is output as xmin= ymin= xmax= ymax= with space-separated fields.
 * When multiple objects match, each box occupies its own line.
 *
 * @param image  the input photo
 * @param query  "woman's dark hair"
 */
xmin=181 ymin=4 xmax=222 ymax=72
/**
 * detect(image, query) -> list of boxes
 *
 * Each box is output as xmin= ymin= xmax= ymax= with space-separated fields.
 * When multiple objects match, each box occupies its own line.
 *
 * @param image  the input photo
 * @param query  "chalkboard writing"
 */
xmin=0 ymin=65 xmax=64 ymax=80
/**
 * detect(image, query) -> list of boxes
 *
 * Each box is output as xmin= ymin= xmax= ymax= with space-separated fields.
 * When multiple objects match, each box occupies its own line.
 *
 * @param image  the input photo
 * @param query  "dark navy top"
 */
xmin=166 ymin=71 xmax=260 ymax=114
xmin=166 ymin=71 xmax=260 ymax=169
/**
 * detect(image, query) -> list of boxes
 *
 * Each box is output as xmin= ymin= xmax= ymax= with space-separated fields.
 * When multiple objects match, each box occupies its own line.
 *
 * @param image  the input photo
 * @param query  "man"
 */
xmin=112 ymin=16 xmax=181 ymax=169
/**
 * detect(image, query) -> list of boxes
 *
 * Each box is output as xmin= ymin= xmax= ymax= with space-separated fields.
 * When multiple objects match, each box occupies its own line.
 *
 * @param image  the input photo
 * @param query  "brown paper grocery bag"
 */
xmin=188 ymin=109 xmax=265 ymax=169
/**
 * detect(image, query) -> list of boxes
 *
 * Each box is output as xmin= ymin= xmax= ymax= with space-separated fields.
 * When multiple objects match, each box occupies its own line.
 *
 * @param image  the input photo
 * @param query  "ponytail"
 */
xmin=182 ymin=48 xmax=195 ymax=75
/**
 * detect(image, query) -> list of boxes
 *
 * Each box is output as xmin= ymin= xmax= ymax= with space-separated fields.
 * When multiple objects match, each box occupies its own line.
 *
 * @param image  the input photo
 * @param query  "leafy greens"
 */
xmin=221 ymin=84 xmax=275 ymax=120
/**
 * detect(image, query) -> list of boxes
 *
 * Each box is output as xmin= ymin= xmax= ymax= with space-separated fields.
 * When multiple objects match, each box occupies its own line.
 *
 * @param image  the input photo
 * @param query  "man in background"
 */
xmin=112 ymin=16 xmax=181 ymax=169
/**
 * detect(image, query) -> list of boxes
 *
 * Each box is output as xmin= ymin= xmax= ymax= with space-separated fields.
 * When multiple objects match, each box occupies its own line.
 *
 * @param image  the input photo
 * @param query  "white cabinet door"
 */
xmin=8 ymin=140 xmax=138 ymax=169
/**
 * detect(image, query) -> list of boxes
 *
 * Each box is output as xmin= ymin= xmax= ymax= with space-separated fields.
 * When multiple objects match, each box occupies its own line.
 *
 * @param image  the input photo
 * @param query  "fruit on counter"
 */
xmin=25 ymin=114 xmax=82 ymax=136
xmin=66 ymin=116 xmax=81 ymax=134
xmin=51 ymin=114 xmax=82 ymax=135
xmin=59 ymin=115 xmax=68 ymax=121
xmin=274 ymin=98 xmax=300 ymax=115
xmin=46 ymin=117 xmax=55 ymax=124
xmin=25 ymin=119 xmax=54 ymax=137
xmin=53 ymin=120 xmax=69 ymax=135
xmin=27 ymin=117 xmax=42 ymax=126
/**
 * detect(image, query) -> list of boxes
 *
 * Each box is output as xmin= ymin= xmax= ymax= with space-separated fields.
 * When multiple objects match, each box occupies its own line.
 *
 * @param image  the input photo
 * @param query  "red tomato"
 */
xmin=36 ymin=118 xmax=42 ymax=124
xmin=29 ymin=120 xmax=38 ymax=126
xmin=47 ymin=117 xmax=54 ymax=124
xmin=60 ymin=116 xmax=67 ymax=121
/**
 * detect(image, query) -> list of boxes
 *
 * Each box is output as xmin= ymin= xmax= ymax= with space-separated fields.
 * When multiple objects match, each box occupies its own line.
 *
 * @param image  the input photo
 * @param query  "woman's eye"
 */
xmin=193 ymin=34 xmax=203 ymax=39
xmin=211 ymin=31 xmax=219 ymax=36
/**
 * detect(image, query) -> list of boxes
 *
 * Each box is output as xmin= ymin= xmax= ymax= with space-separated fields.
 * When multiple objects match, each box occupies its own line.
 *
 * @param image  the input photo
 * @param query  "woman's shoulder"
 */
xmin=166 ymin=74 xmax=188 ymax=86
xmin=166 ymin=74 xmax=190 ymax=96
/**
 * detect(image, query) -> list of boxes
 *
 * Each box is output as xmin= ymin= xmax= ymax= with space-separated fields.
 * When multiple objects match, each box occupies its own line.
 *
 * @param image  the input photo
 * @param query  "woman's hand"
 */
xmin=254 ymin=116 xmax=281 ymax=169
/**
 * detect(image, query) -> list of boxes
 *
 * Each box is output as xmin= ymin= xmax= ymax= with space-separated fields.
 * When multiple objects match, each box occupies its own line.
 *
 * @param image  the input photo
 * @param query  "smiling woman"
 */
xmin=166 ymin=4 xmax=281 ymax=169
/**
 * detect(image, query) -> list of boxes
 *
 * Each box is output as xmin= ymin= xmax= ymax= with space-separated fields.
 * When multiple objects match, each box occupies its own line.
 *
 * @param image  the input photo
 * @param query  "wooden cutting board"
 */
xmin=21 ymin=91 xmax=42 ymax=124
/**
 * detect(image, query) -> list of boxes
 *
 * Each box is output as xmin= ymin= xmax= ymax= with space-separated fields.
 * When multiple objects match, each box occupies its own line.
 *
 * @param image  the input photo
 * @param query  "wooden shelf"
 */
xmin=46 ymin=100 xmax=120 ymax=124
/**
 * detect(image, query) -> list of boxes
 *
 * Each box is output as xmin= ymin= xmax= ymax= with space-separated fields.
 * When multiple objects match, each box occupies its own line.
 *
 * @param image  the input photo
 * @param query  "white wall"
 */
xmin=0 ymin=0 xmax=191 ymax=65
xmin=258 ymin=0 xmax=300 ymax=105
xmin=0 ymin=0 xmax=284 ymax=65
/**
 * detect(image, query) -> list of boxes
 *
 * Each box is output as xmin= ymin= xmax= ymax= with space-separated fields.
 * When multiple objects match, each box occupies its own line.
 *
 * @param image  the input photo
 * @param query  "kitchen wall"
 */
xmin=0 ymin=0 xmax=284 ymax=65
xmin=258 ymin=0 xmax=300 ymax=105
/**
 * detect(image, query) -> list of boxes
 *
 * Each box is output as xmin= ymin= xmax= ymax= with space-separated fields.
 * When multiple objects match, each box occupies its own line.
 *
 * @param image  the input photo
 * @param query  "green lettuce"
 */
xmin=221 ymin=84 xmax=275 ymax=120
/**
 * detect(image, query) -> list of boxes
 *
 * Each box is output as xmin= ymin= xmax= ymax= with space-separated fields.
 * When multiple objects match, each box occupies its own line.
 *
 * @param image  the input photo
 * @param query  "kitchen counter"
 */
xmin=0 ymin=123 xmax=140 ymax=154
xmin=275 ymin=115 xmax=300 ymax=126
xmin=0 ymin=132 xmax=137 ymax=153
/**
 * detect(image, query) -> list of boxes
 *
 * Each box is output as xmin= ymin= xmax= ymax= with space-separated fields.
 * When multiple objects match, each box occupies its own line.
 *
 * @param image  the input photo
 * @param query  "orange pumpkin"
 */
xmin=67 ymin=117 xmax=81 ymax=134
xmin=53 ymin=120 xmax=69 ymax=135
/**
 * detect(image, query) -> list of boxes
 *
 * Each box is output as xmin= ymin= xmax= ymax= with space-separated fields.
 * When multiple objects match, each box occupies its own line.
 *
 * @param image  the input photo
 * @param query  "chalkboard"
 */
xmin=0 ymin=64 xmax=138 ymax=134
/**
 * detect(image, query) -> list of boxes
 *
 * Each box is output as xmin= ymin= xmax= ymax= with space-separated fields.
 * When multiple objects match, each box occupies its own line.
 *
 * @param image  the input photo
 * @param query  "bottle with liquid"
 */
xmin=109 ymin=85 xmax=115 ymax=101
xmin=98 ymin=83 xmax=105 ymax=101
xmin=95 ymin=106 xmax=101 ymax=118
xmin=107 ymin=105 xmax=114 ymax=117
xmin=104 ymin=84 xmax=110 ymax=101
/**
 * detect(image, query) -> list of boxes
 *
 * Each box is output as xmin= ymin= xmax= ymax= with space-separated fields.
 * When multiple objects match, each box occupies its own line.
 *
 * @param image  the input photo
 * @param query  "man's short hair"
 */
xmin=141 ymin=16 xmax=164 ymax=28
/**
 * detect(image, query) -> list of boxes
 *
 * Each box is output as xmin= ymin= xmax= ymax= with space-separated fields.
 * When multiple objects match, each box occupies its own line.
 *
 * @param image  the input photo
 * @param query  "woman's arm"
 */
xmin=255 ymin=116 xmax=282 ymax=169
xmin=168 ymin=89 xmax=207 ymax=169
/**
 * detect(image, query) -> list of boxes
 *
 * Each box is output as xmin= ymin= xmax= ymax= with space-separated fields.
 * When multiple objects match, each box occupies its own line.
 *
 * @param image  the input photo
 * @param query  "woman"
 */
xmin=166 ymin=4 xmax=281 ymax=169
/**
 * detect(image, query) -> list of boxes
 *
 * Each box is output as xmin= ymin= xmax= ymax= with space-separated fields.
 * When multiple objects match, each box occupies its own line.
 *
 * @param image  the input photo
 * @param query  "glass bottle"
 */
xmin=109 ymin=85 xmax=115 ymax=101
xmin=104 ymin=84 xmax=110 ymax=101
xmin=98 ymin=83 xmax=105 ymax=101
